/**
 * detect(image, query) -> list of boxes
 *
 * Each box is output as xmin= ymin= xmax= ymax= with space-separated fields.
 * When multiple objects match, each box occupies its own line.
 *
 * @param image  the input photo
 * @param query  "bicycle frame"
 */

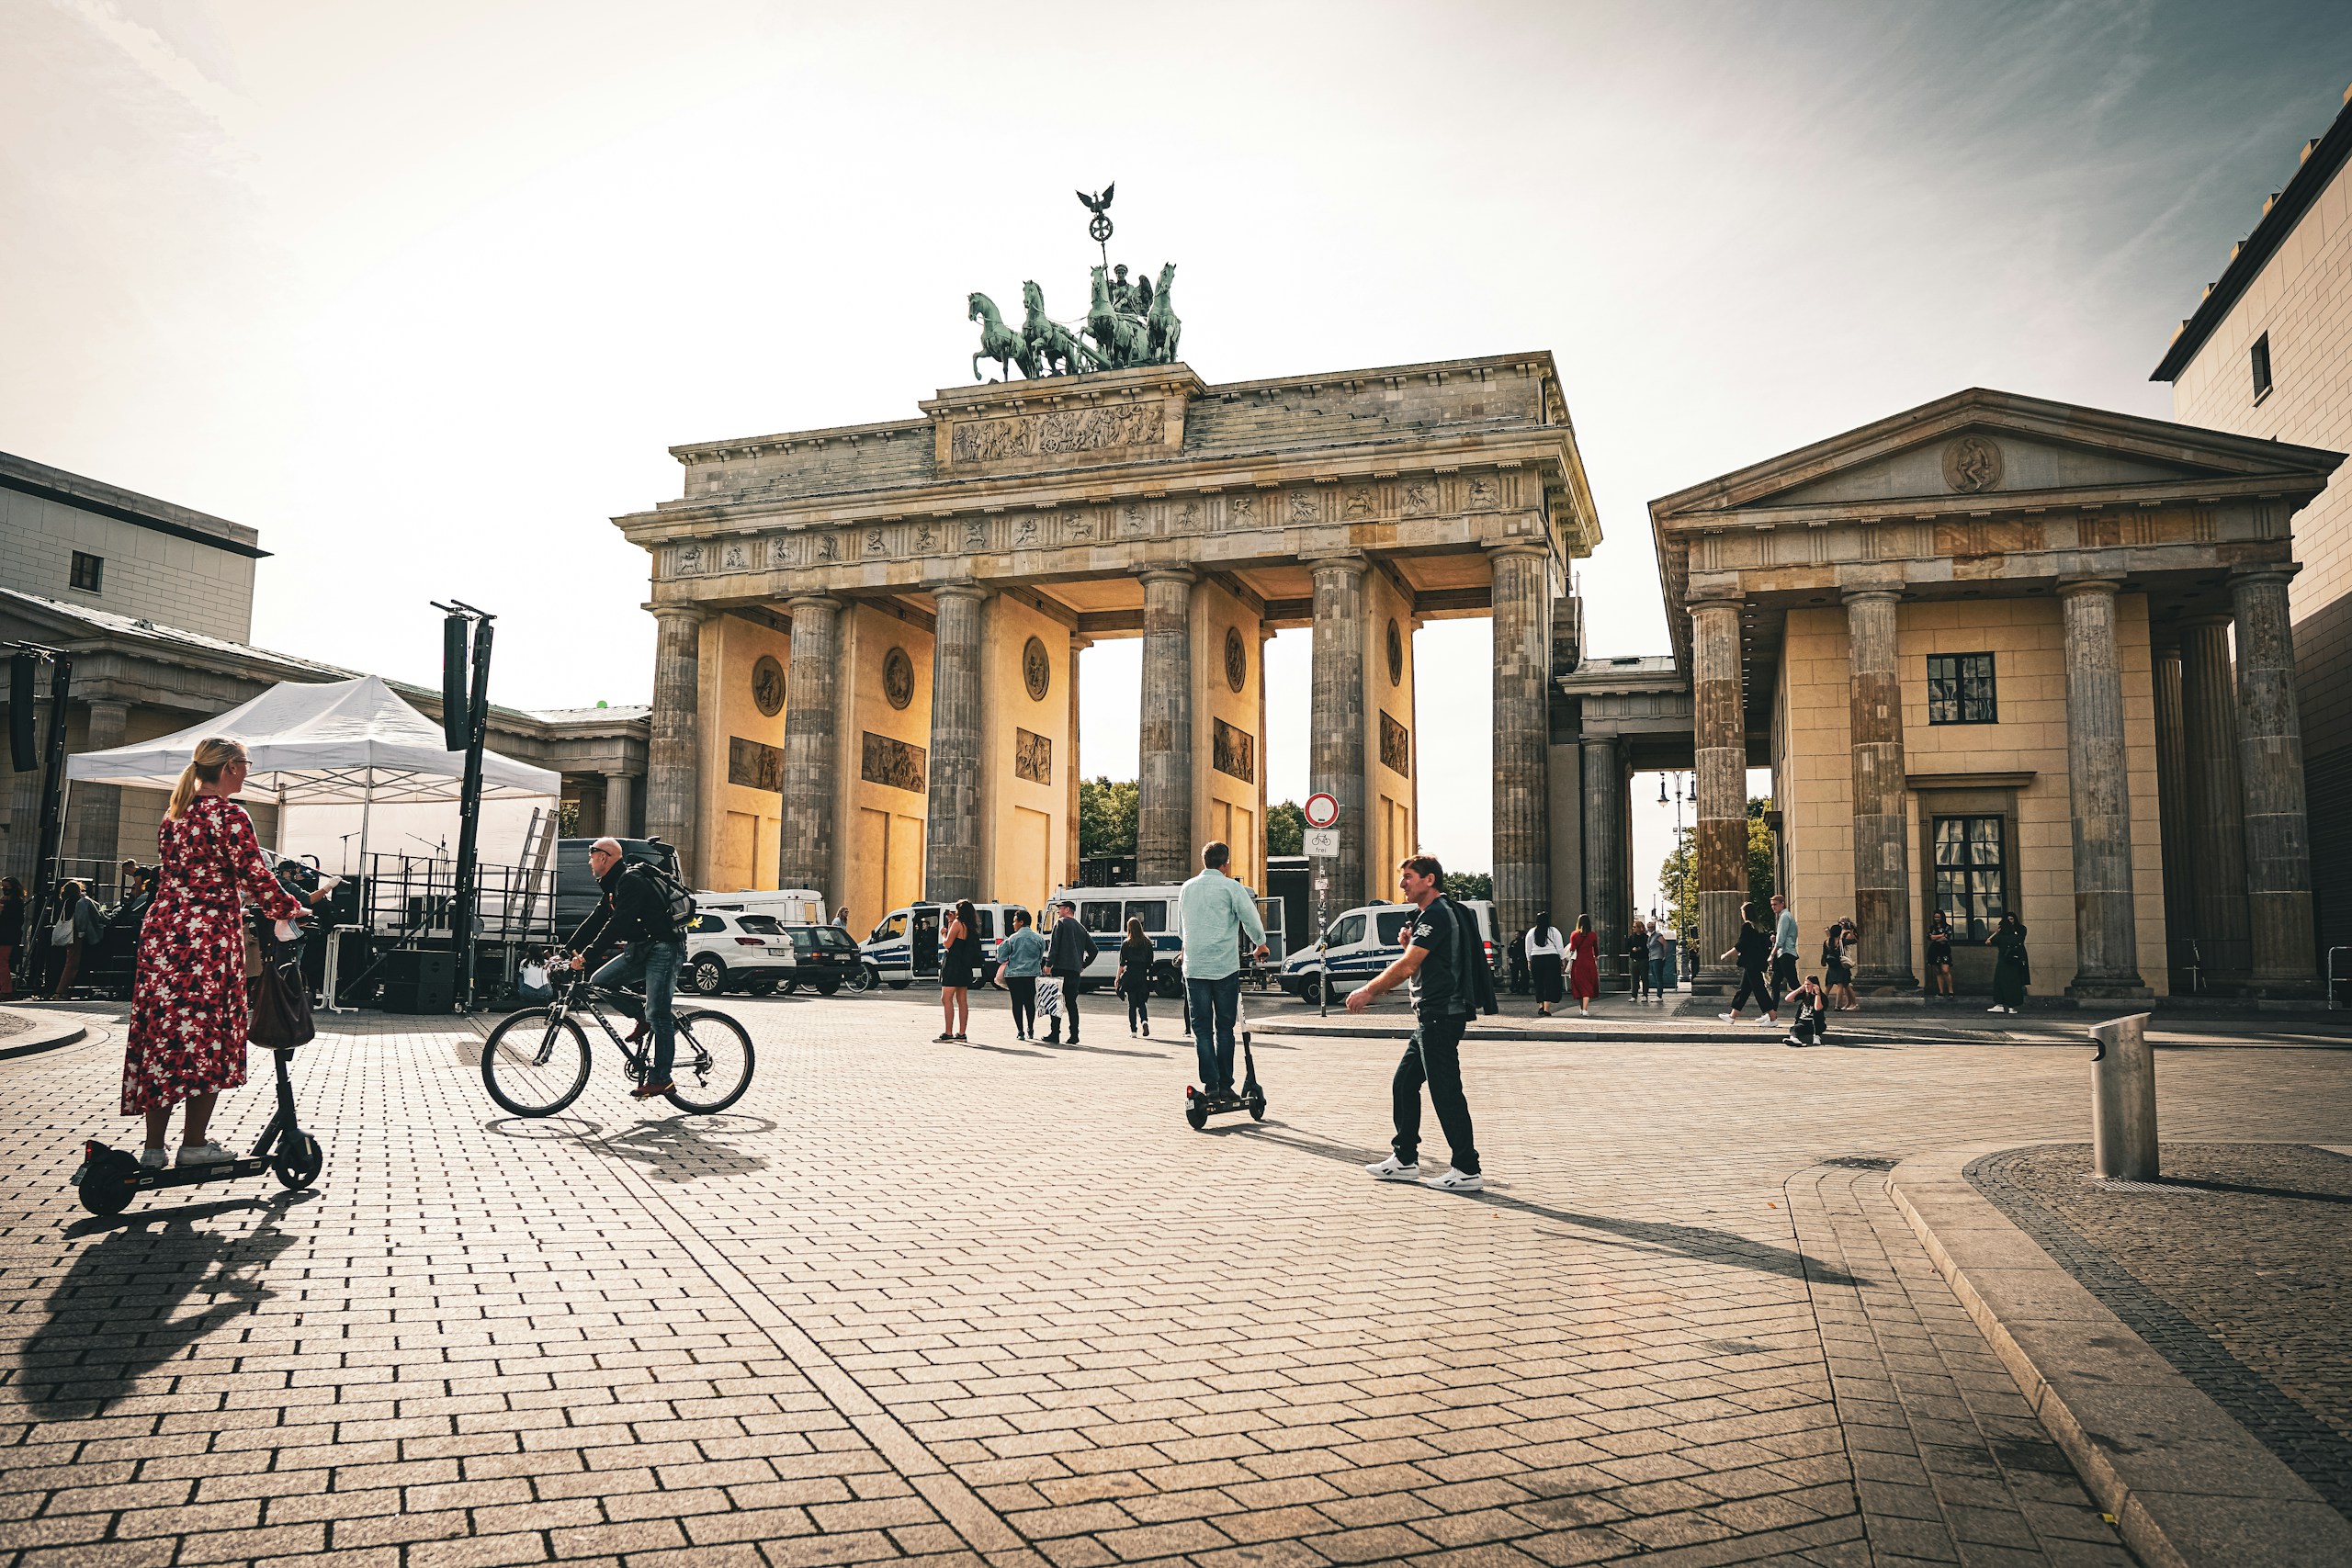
xmin=542 ymin=975 xmax=712 ymax=1082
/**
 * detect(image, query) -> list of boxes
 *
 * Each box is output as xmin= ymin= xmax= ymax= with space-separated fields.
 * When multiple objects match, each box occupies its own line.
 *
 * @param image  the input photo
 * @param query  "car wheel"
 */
xmin=746 ymin=978 xmax=778 ymax=997
xmin=691 ymin=955 xmax=728 ymax=996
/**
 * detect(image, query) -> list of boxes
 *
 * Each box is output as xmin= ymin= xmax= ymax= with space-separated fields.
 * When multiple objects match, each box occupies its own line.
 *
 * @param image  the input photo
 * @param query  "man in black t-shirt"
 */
xmin=1347 ymin=853 xmax=1485 ymax=1191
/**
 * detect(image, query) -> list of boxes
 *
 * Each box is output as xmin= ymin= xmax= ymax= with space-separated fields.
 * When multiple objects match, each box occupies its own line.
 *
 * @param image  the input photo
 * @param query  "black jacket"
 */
xmin=1046 ymin=915 xmax=1097 ymax=974
xmin=566 ymin=861 xmax=680 ymax=960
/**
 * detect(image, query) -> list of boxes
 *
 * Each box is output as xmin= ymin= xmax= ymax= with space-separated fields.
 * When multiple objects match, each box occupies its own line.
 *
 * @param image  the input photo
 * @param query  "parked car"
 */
xmin=696 ymin=888 xmax=828 ymax=926
xmin=780 ymin=922 xmax=870 ymax=995
xmin=683 ymin=909 xmax=797 ymax=996
xmin=1278 ymin=897 xmax=1501 ymax=999
xmin=862 ymin=901 xmax=1035 ymax=987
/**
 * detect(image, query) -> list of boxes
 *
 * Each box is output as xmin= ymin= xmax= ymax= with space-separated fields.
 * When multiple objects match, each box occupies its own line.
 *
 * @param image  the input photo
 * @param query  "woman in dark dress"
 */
xmin=1524 ymin=912 xmax=1565 ymax=1017
xmin=1116 ymin=917 xmax=1156 ymax=1036
xmin=1987 ymin=911 xmax=2030 ymax=1014
xmin=1925 ymin=911 xmax=1955 ymax=1001
xmin=935 ymin=898 xmax=978 ymax=1042
xmin=0 ymin=876 xmax=20 ymax=1000
xmin=1821 ymin=923 xmax=1854 ymax=1010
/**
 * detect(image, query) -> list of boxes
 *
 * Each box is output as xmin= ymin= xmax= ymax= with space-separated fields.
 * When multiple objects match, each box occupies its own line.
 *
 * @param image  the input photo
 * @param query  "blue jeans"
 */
xmin=592 ymin=940 xmax=684 ymax=1081
xmin=1187 ymin=972 xmax=1243 ymax=1096
xmin=1649 ymin=956 xmax=1669 ymax=993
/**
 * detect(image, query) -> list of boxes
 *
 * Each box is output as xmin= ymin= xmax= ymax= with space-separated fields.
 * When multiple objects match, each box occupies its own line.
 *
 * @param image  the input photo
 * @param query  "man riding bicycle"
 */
xmin=564 ymin=837 xmax=685 ymax=1099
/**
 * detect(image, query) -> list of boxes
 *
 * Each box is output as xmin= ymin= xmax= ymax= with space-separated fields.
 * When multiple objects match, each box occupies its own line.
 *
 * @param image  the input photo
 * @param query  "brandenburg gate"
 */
xmin=614 ymin=354 xmax=1600 ymax=934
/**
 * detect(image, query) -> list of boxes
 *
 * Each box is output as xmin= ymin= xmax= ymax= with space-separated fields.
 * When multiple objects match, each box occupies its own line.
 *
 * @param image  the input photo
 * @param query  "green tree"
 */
xmin=1266 ymin=799 xmax=1306 ymax=856
xmin=1078 ymin=776 xmax=1138 ymax=857
xmin=1442 ymin=872 xmax=1493 ymax=902
xmin=1657 ymin=798 xmax=1777 ymax=944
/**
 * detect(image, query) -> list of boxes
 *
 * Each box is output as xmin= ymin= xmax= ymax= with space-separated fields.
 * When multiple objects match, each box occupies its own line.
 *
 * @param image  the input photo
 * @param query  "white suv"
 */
xmin=684 ymin=910 xmax=798 ymax=997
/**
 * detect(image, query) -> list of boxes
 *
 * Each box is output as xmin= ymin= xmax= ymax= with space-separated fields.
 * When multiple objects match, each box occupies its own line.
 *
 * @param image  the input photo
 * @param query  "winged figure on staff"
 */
xmin=966 ymin=184 xmax=1183 ymax=381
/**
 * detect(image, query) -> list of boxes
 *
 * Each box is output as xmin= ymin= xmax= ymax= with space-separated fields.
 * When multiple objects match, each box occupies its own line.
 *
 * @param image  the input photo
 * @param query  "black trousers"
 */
xmin=1629 ymin=955 xmax=1649 ymax=998
xmin=1731 ymin=966 xmax=1774 ymax=1013
xmin=1045 ymin=968 xmax=1083 ymax=1040
xmin=1126 ymin=990 xmax=1149 ymax=1028
xmin=1770 ymin=954 xmax=1800 ymax=995
xmin=1788 ymin=1013 xmax=1826 ymax=1045
xmin=1006 ymin=976 xmax=1036 ymax=1035
xmin=1392 ymin=1014 xmax=1479 ymax=1176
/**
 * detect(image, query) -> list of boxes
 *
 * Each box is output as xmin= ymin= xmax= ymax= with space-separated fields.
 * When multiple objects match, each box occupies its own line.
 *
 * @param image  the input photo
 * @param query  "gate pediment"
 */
xmin=922 ymin=364 xmax=1201 ymax=476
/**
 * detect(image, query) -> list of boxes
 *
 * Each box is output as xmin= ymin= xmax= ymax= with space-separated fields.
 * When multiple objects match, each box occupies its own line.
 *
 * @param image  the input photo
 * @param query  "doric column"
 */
xmin=603 ymin=773 xmax=636 ymax=840
xmin=73 ymin=698 xmax=130 ymax=874
xmin=1691 ymin=597 xmax=1747 ymax=990
xmin=2059 ymin=577 xmax=2145 ymax=995
xmin=1136 ymin=569 xmax=1195 ymax=884
xmin=1843 ymin=590 xmax=1916 ymax=990
xmin=2149 ymin=631 xmax=2196 ymax=988
xmin=779 ymin=594 xmax=842 ymax=895
xmin=1489 ymin=544 xmax=1552 ymax=940
xmin=2231 ymin=566 xmax=2319 ymax=992
xmin=924 ymin=583 xmax=987 ymax=902
xmin=1309 ymin=555 xmax=1368 ymax=906
xmin=645 ymin=607 xmax=705 ymax=875
xmin=1581 ymin=734 xmax=1623 ymax=979
xmin=1068 ymin=636 xmax=1088 ymax=886
xmin=2177 ymin=615 xmax=2250 ymax=986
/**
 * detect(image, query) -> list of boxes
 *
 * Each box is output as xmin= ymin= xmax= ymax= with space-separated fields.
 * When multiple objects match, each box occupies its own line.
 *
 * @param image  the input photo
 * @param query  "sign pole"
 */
xmin=1302 ymin=792 xmax=1341 ymax=1016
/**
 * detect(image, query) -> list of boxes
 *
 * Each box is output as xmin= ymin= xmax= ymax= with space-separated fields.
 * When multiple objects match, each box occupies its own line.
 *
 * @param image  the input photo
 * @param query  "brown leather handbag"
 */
xmin=248 ymin=927 xmax=316 ymax=1049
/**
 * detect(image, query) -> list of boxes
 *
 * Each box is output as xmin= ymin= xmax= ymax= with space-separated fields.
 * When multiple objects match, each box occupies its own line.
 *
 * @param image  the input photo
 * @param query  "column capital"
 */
xmin=2056 ymin=573 xmax=2124 ymax=600
xmin=1302 ymin=550 xmax=1366 ymax=577
xmin=646 ymin=603 xmax=707 ymax=626
xmin=1839 ymin=585 xmax=1903 ymax=606
xmin=2229 ymin=562 xmax=2301 ymax=589
xmin=1687 ymin=594 xmax=1743 ymax=616
xmin=1137 ymin=566 xmax=1197 ymax=588
xmin=1485 ymin=540 xmax=1551 ymax=563
xmin=784 ymin=592 xmax=842 ymax=614
xmin=2176 ymin=611 xmax=2233 ymax=631
xmin=926 ymin=580 xmax=989 ymax=604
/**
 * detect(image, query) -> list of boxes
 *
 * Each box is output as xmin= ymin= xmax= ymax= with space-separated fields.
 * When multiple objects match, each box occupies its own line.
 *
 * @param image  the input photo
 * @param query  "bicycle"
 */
xmin=481 ymin=962 xmax=754 ymax=1117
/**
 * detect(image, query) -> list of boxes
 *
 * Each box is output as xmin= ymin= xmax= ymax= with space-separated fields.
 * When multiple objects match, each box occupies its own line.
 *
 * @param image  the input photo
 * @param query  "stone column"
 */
xmin=2231 ymin=566 xmax=2320 ymax=992
xmin=1490 ymin=544 xmax=1552 ymax=940
xmin=73 ymin=699 xmax=130 ymax=875
xmin=1136 ymin=570 xmax=1195 ymax=884
xmin=645 ymin=607 xmax=705 ymax=877
xmin=2149 ymin=632 xmax=2196 ymax=987
xmin=1843 ymin=590 xmax=1916 ymax=990
xmin=603 ymin=773 xmax=637 ymax=840
xmin=2059 ymin=577 xmax=2145 ymax=995
xmin=1309 ymin=556 xmax=1368 ymax=906
xmin=2176 ymin=615 xmax=2250 ymax=986
xmin=924 ymin=583 xmax=987 ymax=903
xmin=1067 ymin=636 xmax=1088 ymax=886
xmin=1258 ymin=628 xmax=1274 ymax=891
xmin=779 ymin=594 xmax=841 ymax=895
xmin=1581 ymin=734 xmax=1623 ymax=978
xmin=1691 ymin=597 xmax=1747 ymax=990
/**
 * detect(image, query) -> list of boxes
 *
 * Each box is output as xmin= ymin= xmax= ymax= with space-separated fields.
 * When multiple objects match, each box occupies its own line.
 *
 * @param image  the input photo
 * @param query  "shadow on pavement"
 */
xmin=596 ymin=1113 xmax=775 ymax=1183
xmin=1249 ymin=1126 xmax=1863 ymax=1287
xmin=25 ymin=1191 xmax=308 ymax=1418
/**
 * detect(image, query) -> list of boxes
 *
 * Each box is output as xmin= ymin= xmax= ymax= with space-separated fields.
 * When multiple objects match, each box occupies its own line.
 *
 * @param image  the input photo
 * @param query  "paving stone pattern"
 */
xmin=2 ymin=997 xmax=2347 ymax=1568
xmin=1968 ymin=1142 xmax=2352 ymax=1521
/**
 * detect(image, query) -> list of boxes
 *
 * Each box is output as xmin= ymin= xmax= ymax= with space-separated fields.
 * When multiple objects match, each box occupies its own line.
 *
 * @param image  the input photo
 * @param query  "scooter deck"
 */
xmin=74 ymin=1143 xmax=275 ymax=1190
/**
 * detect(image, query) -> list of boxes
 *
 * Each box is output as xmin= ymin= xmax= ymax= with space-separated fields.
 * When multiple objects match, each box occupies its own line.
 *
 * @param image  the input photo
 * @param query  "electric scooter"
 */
xmin=1184 ymin=962 xmax=1269 ymax=1130
xmin=74 ymin=1044 xmax=323 ymax=1215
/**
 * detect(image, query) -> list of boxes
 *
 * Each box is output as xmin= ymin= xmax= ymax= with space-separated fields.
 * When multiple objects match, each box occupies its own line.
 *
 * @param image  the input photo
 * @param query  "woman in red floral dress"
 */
xmin=123 ymin=738 xmax=307 ymax=1168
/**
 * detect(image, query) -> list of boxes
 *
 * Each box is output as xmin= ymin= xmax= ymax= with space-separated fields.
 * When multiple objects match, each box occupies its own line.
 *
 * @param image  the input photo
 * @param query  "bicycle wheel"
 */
xmin=481 ymin=1008 xmax=593 ymax=1116
xmin=664 ymin=1009 xmax=754 ymax=1114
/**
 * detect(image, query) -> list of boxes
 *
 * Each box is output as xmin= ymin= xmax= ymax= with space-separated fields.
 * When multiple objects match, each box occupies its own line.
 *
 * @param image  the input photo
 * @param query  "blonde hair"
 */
xmin=167 ymin=738 xmax=247 ymax=820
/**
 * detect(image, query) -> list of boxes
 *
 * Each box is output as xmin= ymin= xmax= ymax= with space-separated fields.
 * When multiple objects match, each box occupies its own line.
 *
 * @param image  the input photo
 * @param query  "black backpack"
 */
xmin=628 ymin=859 xmax=697 ymax=933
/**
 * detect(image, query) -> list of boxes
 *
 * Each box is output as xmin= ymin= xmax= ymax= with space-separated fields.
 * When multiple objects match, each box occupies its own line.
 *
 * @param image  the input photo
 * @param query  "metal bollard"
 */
xmin=2088 ymin=1011 xmax=2158 ymax=1181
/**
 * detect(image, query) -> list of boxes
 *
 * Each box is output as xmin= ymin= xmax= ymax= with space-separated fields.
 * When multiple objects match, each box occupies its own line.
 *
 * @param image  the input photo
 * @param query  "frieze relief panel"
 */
xmin=728 ymin=736 xmax=784 ymax=792
xmin=1013 ymin=728 xmax=1053 ymax=784
xmin=861 ymin=731 xmax=927 ymax=794
xmin=1379 ymin=712 xmax=1411 ymax=777
xmin=948 ymin=402 xmax=1166 ymax=466
xmin=1212 ymin=717 xmax=1254 ymax=784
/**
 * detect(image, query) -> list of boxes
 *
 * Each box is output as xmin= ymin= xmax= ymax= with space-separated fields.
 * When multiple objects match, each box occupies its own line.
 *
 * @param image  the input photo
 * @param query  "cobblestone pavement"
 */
xmin=3 ymin=994 xmax=2349 ymax=1568
xmin=1968 ymin=1142 xmax=2352 ymax=1521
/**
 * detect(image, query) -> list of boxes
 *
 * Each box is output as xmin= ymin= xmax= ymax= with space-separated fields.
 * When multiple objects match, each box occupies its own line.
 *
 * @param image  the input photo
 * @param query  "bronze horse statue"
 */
xmin=1086 ymin=265 xmax=1152 ymax=369
xmin=1021 ymin=281 xmax=1101 ymax=377
xmin=969 ymin=291 xmax=1038 ymax=381
xmin=1146 ymin=263 xmax=1181 ymax=364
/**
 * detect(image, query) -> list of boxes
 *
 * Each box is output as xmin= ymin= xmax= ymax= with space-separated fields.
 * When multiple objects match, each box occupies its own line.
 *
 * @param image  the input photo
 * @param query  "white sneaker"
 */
xmin=175 ymin=1142 xmax=236 ymax=1168
xmin=1988 ymin=1006 xmax=2006 ymax=1014
xmin=1719 ymin=1011 xmax=1738 ymax=1023
xmin=1757 ymin=1015 xmax=1780 ymax=1028
xmin=1364 ymin=1155 xmax=1420 ymax=1181
xmin=138 ymin=1146 xmax=168 ymax=1169
xmin=1423 ymin=1169 xmax=1485 ymax=1191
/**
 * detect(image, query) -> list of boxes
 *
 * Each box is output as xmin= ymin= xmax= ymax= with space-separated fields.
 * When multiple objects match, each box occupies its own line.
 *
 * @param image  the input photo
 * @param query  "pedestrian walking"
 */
xmin=935 ymin=898 xmax=978 ymax=1042
xmin=121 ymin=738 xmax=310 ymax=1168
xmin=1566 ymin=914 xmax=1600 ymax=1015
xmin=1987 ymin=910 xmax=2030 ymax=1013
xmin=1523 ymin=913 xmax=1565 ymax=1017
xmin=1824 ymin=919 xmax=1860 ymax=1010
xmin=1351 ymin=853 xmax=1498 ymax=1191
xmin=831 ymin=906 xmax=850 ymax=930
xmin=1719 ymin=902 xmax=1780 ymax=1026
xmin=0 ymin=876 xmax=21 ymax=1000
xmin=1768 ymin=894 xmax=1800 ymax=999
xmin=1781 ymin=974 xmax=1829 ymax=1047
xmin=1116 ymin=917 xmax=1156 ymax=1036
xmin=1646 ymin=923 xmax=1670 ymax=998
xmin=1925 ymin=910 xmax=1955 ymax=1000
xmin=1176 ymin=840 xmax=1269 ymax=1100
xmin=996 ymin=908 xmax=1046 ymax=1040
xmin=1506 ymin=927 xmax=1530 ymax=995
xmin=1041 ymin=898 xmax=1098 ymax=1044
xmin=44 ymin=880 xmax=104 ymax=999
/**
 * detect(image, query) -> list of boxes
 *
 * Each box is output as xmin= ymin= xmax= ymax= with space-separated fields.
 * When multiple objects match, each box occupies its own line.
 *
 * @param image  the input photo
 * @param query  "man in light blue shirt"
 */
xmin=1177 ymin=840 xmax=1269 ymax=1102
xmin=1770 ymin=894 xmax=1801 ymax=1000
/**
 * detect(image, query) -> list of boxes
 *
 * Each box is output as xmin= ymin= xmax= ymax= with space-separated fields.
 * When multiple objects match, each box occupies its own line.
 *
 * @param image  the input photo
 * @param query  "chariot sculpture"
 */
xmin=967 ymin=184 xmax=1182 ymax=380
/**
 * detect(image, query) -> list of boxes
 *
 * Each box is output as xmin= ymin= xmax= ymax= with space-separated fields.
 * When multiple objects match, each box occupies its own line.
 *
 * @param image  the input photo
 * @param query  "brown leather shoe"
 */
xmin=631 ymin=1080 xmax=673 ymax=1100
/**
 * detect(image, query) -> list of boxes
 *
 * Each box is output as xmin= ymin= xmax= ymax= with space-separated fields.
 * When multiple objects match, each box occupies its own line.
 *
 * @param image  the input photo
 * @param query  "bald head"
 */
xmin=588 ymin=838 xmax=625 ymax=877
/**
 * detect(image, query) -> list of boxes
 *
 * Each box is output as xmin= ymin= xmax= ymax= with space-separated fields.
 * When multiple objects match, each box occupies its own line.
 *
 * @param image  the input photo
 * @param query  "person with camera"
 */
xmin=563 ymin=837 xmax=687 ymax=1099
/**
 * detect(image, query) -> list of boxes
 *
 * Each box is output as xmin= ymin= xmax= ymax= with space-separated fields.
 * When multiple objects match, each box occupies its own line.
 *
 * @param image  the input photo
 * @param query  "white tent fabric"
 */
xmin=65 ymin=674 xmax=560 ymax=803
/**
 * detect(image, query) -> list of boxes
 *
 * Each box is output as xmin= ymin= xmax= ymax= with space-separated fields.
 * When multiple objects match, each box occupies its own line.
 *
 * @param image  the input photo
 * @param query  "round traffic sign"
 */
xmin=1304 ymin=792 xmax=1340 ymax=829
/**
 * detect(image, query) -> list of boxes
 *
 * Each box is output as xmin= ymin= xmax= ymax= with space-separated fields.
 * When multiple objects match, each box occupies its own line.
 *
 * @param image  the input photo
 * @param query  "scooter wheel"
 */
xmin=272 ymin=1134 xmax=324 ymax=1190
xmin=76 ymin=1156 xmax=137 ymax=1216
xmin=1184 ymin=1097 xmax=1209 ymax=1131
xmin=1248 ymin=1092 xmax=1267 ymax=1122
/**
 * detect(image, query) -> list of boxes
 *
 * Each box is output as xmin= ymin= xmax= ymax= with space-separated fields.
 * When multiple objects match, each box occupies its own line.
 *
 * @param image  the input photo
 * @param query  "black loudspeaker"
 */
xmin=441 ymin=615 xmax=470 ymax=751
xmin=380 ymin=948 xmax=456 ymax=1014
xmin=8 ymin=655 xmax=34 ymax=773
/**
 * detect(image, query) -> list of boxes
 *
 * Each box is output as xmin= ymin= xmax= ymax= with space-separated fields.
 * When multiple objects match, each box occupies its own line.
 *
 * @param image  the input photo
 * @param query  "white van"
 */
xmin=862 ymin=901 xmax=1039 ymax=987
xmin=696 ymin=888 xmax=829 ymax=927
xmin=1047 ymin=883 xmax=1287 ymax=996
xmin=1278 ymin=897 xmax=1502 ymax=999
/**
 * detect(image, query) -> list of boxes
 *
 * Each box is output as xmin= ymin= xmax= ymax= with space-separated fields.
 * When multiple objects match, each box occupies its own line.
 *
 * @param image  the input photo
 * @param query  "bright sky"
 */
xmin=6 ymin=0 xmax=2349 ymax=904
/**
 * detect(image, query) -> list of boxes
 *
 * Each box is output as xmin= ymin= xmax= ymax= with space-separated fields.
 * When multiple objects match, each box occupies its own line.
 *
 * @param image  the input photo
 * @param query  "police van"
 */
xmin=861 ymin=901 xmax=1036 ymax=987
xmin=1278 ymin=897 xmax=1503 ymax=999
xmin=1046 ymin=883 xmax=1287 ymax=997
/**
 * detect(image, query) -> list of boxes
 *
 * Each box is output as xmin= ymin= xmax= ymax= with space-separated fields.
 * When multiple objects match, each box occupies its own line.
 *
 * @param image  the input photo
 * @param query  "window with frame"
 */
xmin=69 ymin=551 xmax=103 ymax=592
xmin=2252 ymin=332 xmax=2273 ymax=402
xmin=1932 ymin=815 xmax=2006 ymax=942
xmin=1927 ymin=652 xmax=1997 ymax=725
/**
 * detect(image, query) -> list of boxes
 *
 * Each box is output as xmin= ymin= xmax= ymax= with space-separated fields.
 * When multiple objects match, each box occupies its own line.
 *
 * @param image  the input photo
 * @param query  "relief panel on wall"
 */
xmin=1014 ymin=728 xmax=1053 ymax=784
xmin=728 ymin=737 xmax=784 ymax=792
xmin=861 ymin=732 xmax=928 ymax=794
xmin=1379 ymin=711 xmax=1411 ymax=777
xmin=1213 ymin=717 xmax=1255 ymax=784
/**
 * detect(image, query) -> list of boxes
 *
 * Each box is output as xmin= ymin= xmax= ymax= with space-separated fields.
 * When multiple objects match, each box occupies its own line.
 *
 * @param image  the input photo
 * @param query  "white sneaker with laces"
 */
xmin=1988 ymin=1006 xmax=2006 ymax=1014
xmin=1364 ymin=1155 xmax=1420 ymax=1181
xmin=138 ymin=1146 xmax=168 ymax=1168
xmin=1758 ymin=1015 xmax=1781 ymax=1028
xmin=175 ymin=1141 xmax=236 ymax=1168
xmin=1423 ymin=1169 xmax=1485 ymax=1191
xmin=1719 ymin=1011 xmax=1738 ymax=1023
